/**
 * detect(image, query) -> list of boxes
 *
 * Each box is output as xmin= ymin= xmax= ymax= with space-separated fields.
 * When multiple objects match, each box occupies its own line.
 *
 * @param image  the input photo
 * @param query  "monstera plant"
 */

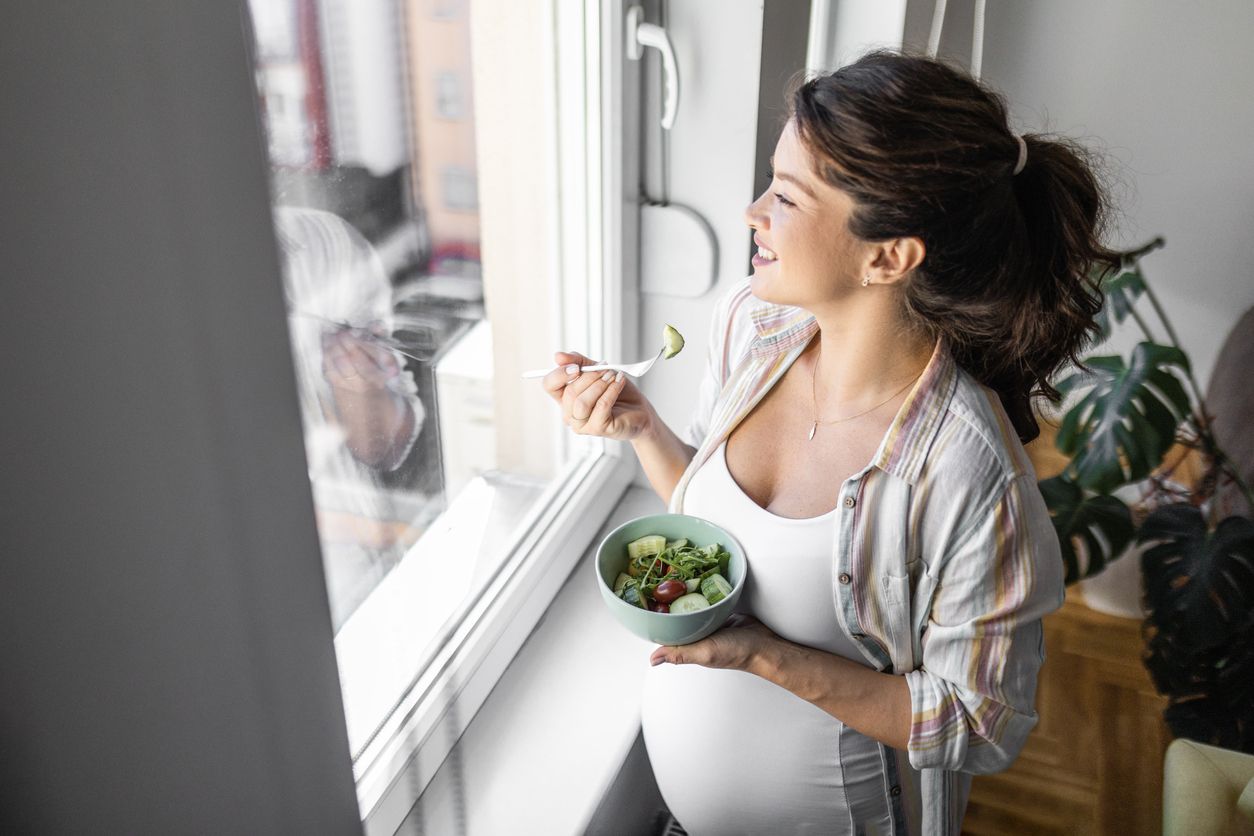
xmin=1040 ymin=237 xmax=1254 ymax=753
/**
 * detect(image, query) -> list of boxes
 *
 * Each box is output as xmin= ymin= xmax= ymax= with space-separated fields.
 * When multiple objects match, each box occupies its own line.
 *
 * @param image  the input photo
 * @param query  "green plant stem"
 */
xmin=1113 ymin=237 xmax=1164 ymax=344
xmin=1121 ymin=236 xmax=1167 ymax=262
xmin=1128 ymin=306 xmax=1158 ymax=344
xmin=1139 ymin=271 xmax=1254 ymax=512
xmin=1140 ymin=281 xmax=1205 ymax=408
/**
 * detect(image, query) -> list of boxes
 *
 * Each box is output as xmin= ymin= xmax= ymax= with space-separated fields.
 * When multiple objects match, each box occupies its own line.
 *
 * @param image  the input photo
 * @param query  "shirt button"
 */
xmin=838 ymin=572 xmax=851 ymax=585
xmin=843 ymin=496 xmax=856 ymax=509
xmin=890 ymin=785 xmax=902 ymax=797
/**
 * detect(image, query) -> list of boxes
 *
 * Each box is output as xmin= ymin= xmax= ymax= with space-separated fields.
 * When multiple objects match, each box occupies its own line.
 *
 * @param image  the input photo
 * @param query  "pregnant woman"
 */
xmin=543 ymin=51 xmax=1112 ymax=834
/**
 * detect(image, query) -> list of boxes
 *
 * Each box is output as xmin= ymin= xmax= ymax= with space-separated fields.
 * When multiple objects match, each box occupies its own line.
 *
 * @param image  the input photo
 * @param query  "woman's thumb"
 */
xmin=554 ymin=349 xmax=596 ymax=367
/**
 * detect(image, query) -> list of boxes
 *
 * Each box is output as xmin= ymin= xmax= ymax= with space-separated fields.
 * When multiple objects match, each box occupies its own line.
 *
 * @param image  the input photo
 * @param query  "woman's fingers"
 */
xmin=555 ymin=350 xmax=594 ymax=367
xmin=343 ymin=340 xmax=386 ymax=378
xmin=542 ymin=351 xmax=595 ymax=401
xmin=541 ymin=350 xmax=632 ymax=437
xmin=574 ymin=370 xmax=616 ymax=414
xmin=350 ymin=337 xmax=399 ymax=376
xmin=557 ymin=368 xmax=603 ymax=412
xmin=326 ymin=341 xmax=356 ymax=379
xmin=585 ymin=371 xmax=625 ymax=430
xmin=567 ymin=370 xmax=616 ymax=430
xmin=542 ymin=362 xmax=582 ymax=400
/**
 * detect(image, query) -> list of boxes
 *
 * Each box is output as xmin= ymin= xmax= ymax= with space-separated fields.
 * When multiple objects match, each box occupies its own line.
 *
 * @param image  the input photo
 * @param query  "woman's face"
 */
xmin=743 ymin=120 xmax=870 ymax=309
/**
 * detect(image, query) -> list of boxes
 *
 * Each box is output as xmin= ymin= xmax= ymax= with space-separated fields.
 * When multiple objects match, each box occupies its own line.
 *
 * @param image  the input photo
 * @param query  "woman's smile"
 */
xmin=752 ymin=235 xmax=778 ymax=267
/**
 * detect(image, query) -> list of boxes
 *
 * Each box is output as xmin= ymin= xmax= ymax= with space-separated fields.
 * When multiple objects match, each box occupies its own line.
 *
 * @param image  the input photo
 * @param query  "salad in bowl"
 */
xmin=595 ymin=513 xmax=747 ymax=645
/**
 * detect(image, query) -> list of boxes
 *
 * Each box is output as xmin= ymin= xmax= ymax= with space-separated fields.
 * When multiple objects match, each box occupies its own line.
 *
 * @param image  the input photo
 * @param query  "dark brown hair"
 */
xmin=790 ymin=50 xmax=1117 ymax=443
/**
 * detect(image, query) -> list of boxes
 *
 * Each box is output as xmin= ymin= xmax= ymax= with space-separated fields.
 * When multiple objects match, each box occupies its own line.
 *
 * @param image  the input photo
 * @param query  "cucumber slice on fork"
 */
xmin=662 ymin=324 xmax=685 ymax=359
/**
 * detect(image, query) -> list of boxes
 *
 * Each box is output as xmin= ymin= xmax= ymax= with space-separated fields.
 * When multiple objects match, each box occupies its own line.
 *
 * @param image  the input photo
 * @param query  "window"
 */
xmin=244 ymin=0 xmax=631 ymax=825
xmin=434 ymin=71 xmax=464 ymax=120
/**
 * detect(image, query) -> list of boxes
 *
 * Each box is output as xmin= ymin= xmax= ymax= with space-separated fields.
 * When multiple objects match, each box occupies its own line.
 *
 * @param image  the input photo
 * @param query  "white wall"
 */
xmin=905 ymin=0 xmax=1254 ymax=386
xmin=635 ymin=0 xmax=767 ymax=486
xmin=809 ymin=0 xmax=908 ymax=72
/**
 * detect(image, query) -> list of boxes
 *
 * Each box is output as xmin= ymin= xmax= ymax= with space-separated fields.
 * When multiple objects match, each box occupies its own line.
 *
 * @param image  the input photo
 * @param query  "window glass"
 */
xmin=245 ymin=0 xmax=586 ymax=762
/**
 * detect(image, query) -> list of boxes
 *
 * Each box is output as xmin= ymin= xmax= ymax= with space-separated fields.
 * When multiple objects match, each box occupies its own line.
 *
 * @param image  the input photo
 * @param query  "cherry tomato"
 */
xmin=653 ymin=579 xmax=687 ymax=604
xmin=649 ymin=600 xmax=670 ymax=614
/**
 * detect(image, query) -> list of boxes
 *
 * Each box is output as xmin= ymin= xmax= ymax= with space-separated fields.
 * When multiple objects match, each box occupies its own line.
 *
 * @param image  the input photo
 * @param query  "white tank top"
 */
xmin=641 ymin=441 xmax=921 ymax=835
xmin=684 ymin=440 xmax=859 ymax=657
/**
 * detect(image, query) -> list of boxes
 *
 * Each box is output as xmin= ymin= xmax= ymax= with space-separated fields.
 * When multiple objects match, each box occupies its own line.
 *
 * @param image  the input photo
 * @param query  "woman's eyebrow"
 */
xmin=768 ymin=156 xmax=817 ymax=200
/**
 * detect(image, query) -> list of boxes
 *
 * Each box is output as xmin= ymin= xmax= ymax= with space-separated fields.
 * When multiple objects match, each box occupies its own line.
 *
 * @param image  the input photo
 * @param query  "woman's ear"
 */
xmin=869 ymin=237 xmax=926 ymax=286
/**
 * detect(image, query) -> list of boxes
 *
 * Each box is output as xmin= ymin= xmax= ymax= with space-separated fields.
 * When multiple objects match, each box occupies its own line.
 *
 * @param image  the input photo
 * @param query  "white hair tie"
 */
xmin=1013 ymin=134 xmax=1028 ymax=175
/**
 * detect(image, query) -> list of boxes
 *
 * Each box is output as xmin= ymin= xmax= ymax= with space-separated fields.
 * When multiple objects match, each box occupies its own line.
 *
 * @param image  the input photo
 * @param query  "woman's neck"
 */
xmin=806 ymin=303 xmax=935 ymax=406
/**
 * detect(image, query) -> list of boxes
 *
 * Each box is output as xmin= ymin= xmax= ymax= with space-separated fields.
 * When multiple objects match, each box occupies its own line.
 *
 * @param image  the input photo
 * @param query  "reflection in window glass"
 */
xmin=246 ymin=0 xmax=566 ymax=683
xmin=435 ymin=71 xmax=464 ymax=120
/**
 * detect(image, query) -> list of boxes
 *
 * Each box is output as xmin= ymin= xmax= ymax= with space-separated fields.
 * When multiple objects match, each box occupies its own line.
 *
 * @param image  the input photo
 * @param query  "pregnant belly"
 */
xmin=642 ymin=663 xmax=863 ymax=836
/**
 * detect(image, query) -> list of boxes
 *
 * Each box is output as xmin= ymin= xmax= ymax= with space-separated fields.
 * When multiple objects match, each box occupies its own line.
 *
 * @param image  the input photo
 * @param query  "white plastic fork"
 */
xmin=520 ymin=346 xmax=666 ymax=379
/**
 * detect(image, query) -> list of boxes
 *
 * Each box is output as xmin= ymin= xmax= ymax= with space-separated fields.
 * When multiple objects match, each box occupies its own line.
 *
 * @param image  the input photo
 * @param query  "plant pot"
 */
xmin=1078 ymin=541 xmax=1148 ymax=619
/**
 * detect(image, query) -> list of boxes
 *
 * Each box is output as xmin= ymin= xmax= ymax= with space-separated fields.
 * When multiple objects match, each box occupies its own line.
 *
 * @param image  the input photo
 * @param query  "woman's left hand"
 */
xmin=650 ymin=613 xmax=779 ymax=672
xmin=322 ymin=328 xmax=400 ymax=394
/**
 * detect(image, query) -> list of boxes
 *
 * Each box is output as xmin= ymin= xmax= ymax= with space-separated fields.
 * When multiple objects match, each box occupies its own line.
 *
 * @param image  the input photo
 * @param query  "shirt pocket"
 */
xmin=882 ymin=560 xmax=917 ymax=674
xmin=883 ymin=558 xmax=939 ymax=673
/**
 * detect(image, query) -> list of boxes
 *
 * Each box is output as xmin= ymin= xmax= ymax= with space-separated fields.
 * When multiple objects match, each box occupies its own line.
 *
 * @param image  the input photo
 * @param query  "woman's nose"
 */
xmin=743 ymin=191 xmax=769 ymax=229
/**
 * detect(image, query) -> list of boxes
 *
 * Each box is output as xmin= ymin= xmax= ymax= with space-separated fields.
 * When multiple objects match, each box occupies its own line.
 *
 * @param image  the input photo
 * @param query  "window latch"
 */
xmin=626 ymin=5 xmax=679 ymax=130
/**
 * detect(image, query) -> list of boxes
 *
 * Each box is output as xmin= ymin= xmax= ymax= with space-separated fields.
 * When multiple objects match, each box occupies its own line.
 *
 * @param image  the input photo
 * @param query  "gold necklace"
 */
xmin=807 ymin=353 xmax=923 ymax=441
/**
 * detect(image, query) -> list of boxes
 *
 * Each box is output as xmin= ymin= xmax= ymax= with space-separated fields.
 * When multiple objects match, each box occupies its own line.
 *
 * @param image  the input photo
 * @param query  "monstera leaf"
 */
xmin=1140 ymin=505 xmax=1254 ymax=649
xmin=1038 ymin=475 xmax=1135 ymax=583
xmin=1140 ymin=505 xmax=1254 ymax=751
xmin=1055 ymin=342 xmax=1192 ymax=493
xmin=1094 ymin=264 xmax=1148 ymax=341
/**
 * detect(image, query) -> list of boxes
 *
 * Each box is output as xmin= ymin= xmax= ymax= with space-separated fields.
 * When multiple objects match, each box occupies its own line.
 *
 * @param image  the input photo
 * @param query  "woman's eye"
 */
xmin=774 ymin=192 xmax=794 ymax=207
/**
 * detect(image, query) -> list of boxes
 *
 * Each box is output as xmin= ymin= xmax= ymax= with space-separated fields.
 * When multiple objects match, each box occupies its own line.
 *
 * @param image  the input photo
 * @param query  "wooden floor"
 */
xmin=961 ymin=594 xmax=1171 ymax=835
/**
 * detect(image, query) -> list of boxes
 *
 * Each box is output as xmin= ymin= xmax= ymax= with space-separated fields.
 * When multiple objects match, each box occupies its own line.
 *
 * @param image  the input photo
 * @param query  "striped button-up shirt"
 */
xmin=669 ymin=278 xmax=1065 ymax=835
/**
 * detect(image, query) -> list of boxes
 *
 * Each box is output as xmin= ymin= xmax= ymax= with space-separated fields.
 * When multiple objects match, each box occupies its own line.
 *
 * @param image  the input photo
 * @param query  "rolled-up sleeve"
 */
xmin=905 ymin=472 xmax=1065 ymax=774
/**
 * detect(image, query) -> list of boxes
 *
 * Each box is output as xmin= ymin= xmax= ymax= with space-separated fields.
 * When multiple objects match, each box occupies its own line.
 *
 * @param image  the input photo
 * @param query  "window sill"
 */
xmin=334 ymin=468 xmax=548 ymax=757
xmin=393 ymin=485 xmax=666 ymax=836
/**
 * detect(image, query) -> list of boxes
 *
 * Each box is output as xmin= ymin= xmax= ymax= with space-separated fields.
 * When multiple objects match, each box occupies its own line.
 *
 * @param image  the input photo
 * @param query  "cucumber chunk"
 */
xmin=622 ymin=584 xmax=647 ymax=609
xmin=662 ymin=324 xmax=685 ymax=359
xmin=626 ymin=534 xmax=667 ymax=560
xmin=665 ymin=538 xmax=689 ymax=550
xmin=670 ymin=592 xmax=711 ymax=614
xmin=613 ymin=573 xmax=632 ymax=594
xmin=684 ymin=578 xmax=700 ymax=593
xmin=700 ymin=573 xmax=733 ymax=605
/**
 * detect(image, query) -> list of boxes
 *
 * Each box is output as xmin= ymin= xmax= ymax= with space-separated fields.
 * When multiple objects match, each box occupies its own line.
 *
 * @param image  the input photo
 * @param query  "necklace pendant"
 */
xmin=807 ymin=421 xmax=817 ymax=441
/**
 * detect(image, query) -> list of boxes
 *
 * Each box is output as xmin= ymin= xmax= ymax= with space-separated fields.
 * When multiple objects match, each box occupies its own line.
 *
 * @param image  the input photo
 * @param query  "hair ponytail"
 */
xmin=791 ymin=51 xmax=1118 ymax=442
xmin=943 ymin=132 xmax=1115 ymax=440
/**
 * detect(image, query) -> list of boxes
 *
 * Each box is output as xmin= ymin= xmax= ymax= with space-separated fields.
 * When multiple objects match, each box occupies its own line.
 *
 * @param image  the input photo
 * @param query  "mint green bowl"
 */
xmin=595 ymin=513 xmax=747 ymax=646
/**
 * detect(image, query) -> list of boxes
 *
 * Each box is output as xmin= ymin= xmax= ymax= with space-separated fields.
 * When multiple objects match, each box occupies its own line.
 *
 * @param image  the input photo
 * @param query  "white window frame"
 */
xmin=333 ymin=2 xmax=639 ymax=831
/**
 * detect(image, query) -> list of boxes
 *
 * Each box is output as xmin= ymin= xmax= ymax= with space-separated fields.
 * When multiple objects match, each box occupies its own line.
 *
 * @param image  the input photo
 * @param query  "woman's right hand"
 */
xmin=542 ymin=351 xmax=655 ymax=442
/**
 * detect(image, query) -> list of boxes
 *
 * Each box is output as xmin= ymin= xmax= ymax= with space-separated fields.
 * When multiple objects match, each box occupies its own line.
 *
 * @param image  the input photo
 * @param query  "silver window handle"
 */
xmin=626 ymin=5 xmax=679 ymax=130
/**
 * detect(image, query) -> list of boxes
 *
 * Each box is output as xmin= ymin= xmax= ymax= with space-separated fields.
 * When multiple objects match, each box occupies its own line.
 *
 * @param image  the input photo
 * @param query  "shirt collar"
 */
xmin=746 ymin=298 xmax=959 ymax=485
xmin=748 ymin=300 xmax=819 ymax=358
xmin=869 ymin=337 xmax=959 ymax=485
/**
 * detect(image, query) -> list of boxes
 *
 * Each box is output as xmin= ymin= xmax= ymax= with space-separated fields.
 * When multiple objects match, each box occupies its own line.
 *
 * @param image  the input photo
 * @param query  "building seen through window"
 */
xmin=246 ymin=0 xmax=532 ymax=634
